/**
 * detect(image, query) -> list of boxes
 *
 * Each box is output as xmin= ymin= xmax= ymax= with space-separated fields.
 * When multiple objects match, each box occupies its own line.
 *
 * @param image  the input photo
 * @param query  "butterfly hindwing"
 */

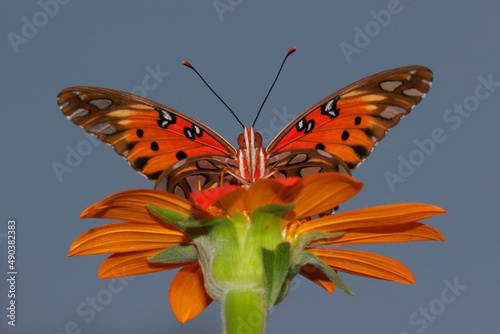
xmin=58 ymin=87 xmax=237 ymax=181
xmin=154 ymin=155 xmax=239 ymax=198
xmin=268 ymin=149 xmax=351 ymax=178
xmin=267 ymin=66 xmax=433 ymax=170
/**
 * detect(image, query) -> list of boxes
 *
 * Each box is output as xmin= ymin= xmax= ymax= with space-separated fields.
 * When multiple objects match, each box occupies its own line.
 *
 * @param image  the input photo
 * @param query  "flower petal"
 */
xmin=190 ymin=185 xmax=241 ymax=209
xmin=285 ymin=173 xmax=363 ymax=223
xmin=81 ymin=189 xmax=211 ymax=223
xmin=297 ymin=203 xmax=447 ymax=235
xmin=247 ymin=178 xmax=302 ymax=212
xmin=299 ymin=263 xmax=336 ymax=293
xmin=68 ymin=222 xmax=191 ymax=256
xmin=169 ymin=262 xmax=213 ymax=323
xmin=314 ymin=222 xmax=445 ymax=246
xmin=308 ymin=248 xmax=415 ymax=284
xmin=213 ymin=187 xmax=248 ymax=216
xmin=98 ymin=249 xmax=188 ymax=278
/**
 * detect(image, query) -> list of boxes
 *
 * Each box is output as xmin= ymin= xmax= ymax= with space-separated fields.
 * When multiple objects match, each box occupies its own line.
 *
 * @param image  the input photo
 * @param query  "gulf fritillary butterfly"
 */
xmin=58 ymin=51 xmax=432 ymax=199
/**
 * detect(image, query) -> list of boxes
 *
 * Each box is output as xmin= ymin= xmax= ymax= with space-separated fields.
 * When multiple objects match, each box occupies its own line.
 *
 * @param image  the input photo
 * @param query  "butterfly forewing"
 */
xmin=266 ymin=66 xmax=433 ymax=170
xmin=59 ymin=65 xmax=433 ymax=203
xmin=58 ymin=87 xmax=236 ymax=180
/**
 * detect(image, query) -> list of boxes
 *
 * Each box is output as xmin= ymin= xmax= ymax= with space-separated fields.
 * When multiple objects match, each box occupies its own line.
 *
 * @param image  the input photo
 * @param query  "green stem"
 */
xmin=223 ymin=290 xmax=267 ymax=334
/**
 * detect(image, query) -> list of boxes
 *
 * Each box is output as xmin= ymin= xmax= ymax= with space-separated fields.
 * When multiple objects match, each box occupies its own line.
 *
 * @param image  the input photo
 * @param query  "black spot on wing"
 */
xmin=321 ymin=96 xmax=340 ymax=119
xmin=346 ymin=161 xmax=357 ymax=170
xmin=134 ymin=156 xmax=151 ymax=171
xmin=352 ymin=145 xmax=368 ymax=159
xmin=362 ymin=128 xmax=374 ymax=137
xmin=146 ymin=170 xmax=163 ymax=180
xmin=176 ymin=151 xmax=187 ymax=160
xmin=125 ymin=141 xmax=138 ymax=152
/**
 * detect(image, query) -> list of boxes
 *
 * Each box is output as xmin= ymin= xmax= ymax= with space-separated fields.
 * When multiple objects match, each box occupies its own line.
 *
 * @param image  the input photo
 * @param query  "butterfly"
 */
xmin=58 ymin=59 xmax=432 ymax=199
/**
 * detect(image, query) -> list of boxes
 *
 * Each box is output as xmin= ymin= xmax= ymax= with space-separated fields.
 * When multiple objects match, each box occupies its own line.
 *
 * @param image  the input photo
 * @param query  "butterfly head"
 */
xmin=237 ymin=127 xmax=263 ymax=149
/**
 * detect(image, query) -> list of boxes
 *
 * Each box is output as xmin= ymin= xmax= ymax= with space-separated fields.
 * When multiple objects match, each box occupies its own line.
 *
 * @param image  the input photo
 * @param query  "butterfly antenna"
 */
xmin=183 ymin=61 xmax=245 ymax=129
xmin=252 ymin=47 xmax=296 ymax=128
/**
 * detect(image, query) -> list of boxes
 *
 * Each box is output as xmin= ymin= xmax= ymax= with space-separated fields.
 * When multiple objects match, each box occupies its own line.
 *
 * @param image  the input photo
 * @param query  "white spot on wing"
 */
xmin=406 ymin=70 xmax=417 ymax=81
xmin=88 ymin=98 xmax=113 ymax=110
xmin=297 ymin=119 xmax=304 ymax=129
xmin=193 ymin=124 xmax=202 ymax=136
xmin=337 ymin=164 xmax=349 ymax=175
xmin=318 ymin=150 xmax=332 ymax=158
xmin=59 ymin=101 xmax=70 ymax=110
xmin=325 ymin=99 xmax=334 ymax=111
xmin=72 ymin=91 xmax=84 ymax=101
xmin=171 ymin=160 xmax=186 ymax=170
xmin=379 ymin=106 xmax=406 ymax=119
xmin=288 ymin=153 xmax=307 ymax=165
xmin=161 ymin=110 xmax=172 ymax=120
xmin=306 ymin=122 xmax=314 ymax=132
xmin=67 ymin=108 xmax=90 ymax=119
xmin=300 ymin=167 xmax=321 ymax=177
xmin=403 ymin=88 xmax=424 ymax=97
xmin=422 ymin=79 xmax=432 ymax=86
xmin=380 ymin=80 xmax=403 ymax=92
xmin=89 ymin=123 xmax=117 ymax=134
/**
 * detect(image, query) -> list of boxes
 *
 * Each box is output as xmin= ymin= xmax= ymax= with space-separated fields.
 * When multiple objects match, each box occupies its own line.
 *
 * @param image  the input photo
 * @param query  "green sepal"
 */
xmin=180 ymin=216 xmax=225 ymax=228
xmin=262 ymin=242 xmax=291 ymax=308
xmin=247 ymin=204 xmax=295 ymax=251
xmin=209 ymin=216 xmax=242 ymax=284
xmin=273 ymin=277 xmax=290 ymax=306
xmin=147 ymin=243 xmax=197 ymax=263
xmin=251 ymin=203 xmax=295 ymax=229
xmin=291 ymin=231 xmax=345 ymax=257
xmin=147 ymin=205 xmax=218 ymax=238
xmin=295 ymin=250 xmax=354 ymax=296
xmin=147 ymin=205 xmax=188 ymax=228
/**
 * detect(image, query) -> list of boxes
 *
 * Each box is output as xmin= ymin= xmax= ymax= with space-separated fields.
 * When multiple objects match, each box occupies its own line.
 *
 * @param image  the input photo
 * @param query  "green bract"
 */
xmin=147 ymin=203 xmax=351 ymax=312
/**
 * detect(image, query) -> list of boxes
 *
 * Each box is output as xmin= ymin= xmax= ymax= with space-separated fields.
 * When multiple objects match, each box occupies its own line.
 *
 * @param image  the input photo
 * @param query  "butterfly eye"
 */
xmin=237 ymin=134 xmax=246 ymax=149
xmin=254 ymin=132 xmax=263 ymax=146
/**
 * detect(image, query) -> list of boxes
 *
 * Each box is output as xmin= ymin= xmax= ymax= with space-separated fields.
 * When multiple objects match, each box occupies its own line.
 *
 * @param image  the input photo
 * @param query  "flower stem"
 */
xmin=223 ymin=290 xmax=267 ymax=334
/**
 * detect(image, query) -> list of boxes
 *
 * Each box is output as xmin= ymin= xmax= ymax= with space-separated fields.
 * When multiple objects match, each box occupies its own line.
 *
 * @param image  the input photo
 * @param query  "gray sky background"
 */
xmin=1 ymin=1 xmax=499 ymax=333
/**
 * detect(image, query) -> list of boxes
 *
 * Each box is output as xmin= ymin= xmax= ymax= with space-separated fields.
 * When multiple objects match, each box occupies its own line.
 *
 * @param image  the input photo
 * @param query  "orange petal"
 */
xmin=299 ymin=263 xmax=336 ymax=293
xmin=285 ymin=173 xmax=363 ymax=223
xmin=246 ymin=178 xmax=303 ymax=212
xmin=68 ymin=222 xmax=191 ymax=256
xmin=309 ymin=248 xmax=415 ymax=284
xmin=314 ymin=222 xmax=445 ymax=246
xmin=190 ymin=185 xmax=241 ymax=209
xmin=98 ymin=249 xmax=188 ymax=278
xmin=214 ymin=187 xmax=247 ymax=216
xmin=297 ymin=203 xmax=447 ymax=235
xmin=81 ymin=189 xmax=211 ymax=222
xmin=169 ymin=262 xmax=213 ymax=323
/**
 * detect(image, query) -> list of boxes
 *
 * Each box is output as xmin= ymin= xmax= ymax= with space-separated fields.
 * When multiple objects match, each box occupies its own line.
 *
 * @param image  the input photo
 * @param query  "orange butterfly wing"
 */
xmin=267 ymin=66 xmax=433 ymax=170
xmin=58 ymin=87 xmax=236 ymax=180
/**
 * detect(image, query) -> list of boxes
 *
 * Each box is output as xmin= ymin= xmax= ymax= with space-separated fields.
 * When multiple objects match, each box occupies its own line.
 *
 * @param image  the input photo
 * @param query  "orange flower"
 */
xmin=68 ymin=173 xmax=446 ymax=323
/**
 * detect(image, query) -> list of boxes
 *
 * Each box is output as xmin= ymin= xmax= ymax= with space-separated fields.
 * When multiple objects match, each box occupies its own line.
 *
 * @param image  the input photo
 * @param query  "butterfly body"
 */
xmin=58 ymin=65 xmax=432 ymax=199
